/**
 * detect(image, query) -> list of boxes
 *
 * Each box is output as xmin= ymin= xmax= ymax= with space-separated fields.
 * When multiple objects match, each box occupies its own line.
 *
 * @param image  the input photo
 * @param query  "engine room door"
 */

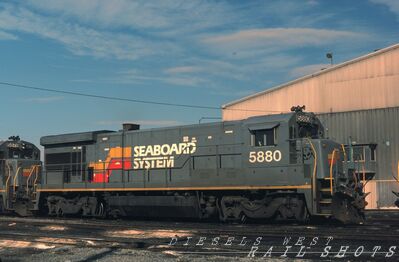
xmin=123 ymin=133 xmax=145 ymax=188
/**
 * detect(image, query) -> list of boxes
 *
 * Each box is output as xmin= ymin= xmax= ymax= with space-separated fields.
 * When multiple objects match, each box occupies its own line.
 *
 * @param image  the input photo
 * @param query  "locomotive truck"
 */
xmin=0 ymin=108 xmax=375 ymax=223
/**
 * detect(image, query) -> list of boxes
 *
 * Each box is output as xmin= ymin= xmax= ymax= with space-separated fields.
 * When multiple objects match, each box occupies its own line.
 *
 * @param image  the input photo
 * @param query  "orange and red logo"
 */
xmin=89 ymin=147 xmax=131 ymax=183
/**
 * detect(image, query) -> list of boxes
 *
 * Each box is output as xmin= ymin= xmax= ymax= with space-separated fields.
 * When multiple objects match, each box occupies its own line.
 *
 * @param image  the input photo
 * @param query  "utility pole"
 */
xmin=326 ymin=52 xmax=333 ymax=65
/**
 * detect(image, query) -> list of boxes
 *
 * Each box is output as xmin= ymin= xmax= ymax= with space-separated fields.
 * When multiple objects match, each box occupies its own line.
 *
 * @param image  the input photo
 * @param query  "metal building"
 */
xmin=318 ymin=108 xmax=399 ymax=208
xmin=222 ymin=43 xmax=399 ymax=208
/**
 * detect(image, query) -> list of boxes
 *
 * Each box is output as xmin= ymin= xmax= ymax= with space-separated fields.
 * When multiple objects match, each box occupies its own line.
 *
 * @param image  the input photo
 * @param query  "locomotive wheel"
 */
xmin=56 ymin=207 xmax=64 ymax=217
xmin=240 ymin=212 xmax=247 ymax=224
xmin=94 ymin=202 xmax=106 ymax=218
xmin=274 ymin=211 xmax=284 ymax=221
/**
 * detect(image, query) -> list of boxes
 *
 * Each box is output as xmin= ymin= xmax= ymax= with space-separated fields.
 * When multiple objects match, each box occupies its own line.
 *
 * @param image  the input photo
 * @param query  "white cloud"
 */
xmin=211 ymin=89 xmax=257 ymax=98
xmin=197 ymin=55 xmax=302 ymax=81
xmin=0 ymin=1 xmax=376 ymax=96
xmin=164 ymin=66 xmax=200 ymax=74
xmin=201 ymin=28 xmax=367 ymax=61
xmin=23 ymin=96 xmax=64 ymax=103
xmin=0 ymin=30 xmax=17 ymax=40
xmin=0 ymin=2 xmax=368 ymax=64
xmin=24 ymin=0 xmax=234 ymax=34
xmin=0 ymin=4 xmax=178 ymax=60
xmin=163 ymin=54 xmax=302 ymax=82
xmin=70 ymin=79 xmax=95 ymax=83
xmin=370 ymin=0 xmax=399 ymax=17
xmin=203 ymin=28 xmax=365 ymax=49
xmin=289 ymin=63 xmax=330 ymax=78
xmin=108 ymin=53 xmax=303 ymax=89
xmin=163 ymin=77 xmax=206 ymax=87
xmin=306 ymin=0 xmax=319 ymax=6
xmin=111 ymin=69 xmax=207 ymax=87
xmin=25 ymin=0 xmax=171 ymax=30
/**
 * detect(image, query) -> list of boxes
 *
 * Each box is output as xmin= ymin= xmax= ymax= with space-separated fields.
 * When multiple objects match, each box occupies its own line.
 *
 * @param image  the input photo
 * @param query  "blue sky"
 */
xmin=0 ymin=0 xmax=398 ymax=147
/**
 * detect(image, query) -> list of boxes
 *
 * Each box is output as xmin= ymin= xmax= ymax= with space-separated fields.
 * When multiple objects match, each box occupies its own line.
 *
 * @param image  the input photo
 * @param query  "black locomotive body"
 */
xmin=0 ymin=110 xmax=374 ymax=223
xmin=33 ymin=109 xmax=371 ymax=223
xmin=0 ymin=136 xmax=41 ymax=216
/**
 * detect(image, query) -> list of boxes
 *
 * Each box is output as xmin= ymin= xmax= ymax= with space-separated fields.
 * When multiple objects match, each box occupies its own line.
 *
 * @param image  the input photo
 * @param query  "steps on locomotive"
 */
xmin=316 ymin=178 xmax=334 ymax=215
xmin=6 ymin=186 xmax=15 ymax=210
xmin=7 ymin=184 xmax=38 ymax=205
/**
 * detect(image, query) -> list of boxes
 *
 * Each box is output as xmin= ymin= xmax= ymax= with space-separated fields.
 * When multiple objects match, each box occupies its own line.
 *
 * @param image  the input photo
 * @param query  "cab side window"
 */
xmin=369 ymin=146 xmax=377 ymax=161
xmin=251 ymin=128 xmax=277 ymax=147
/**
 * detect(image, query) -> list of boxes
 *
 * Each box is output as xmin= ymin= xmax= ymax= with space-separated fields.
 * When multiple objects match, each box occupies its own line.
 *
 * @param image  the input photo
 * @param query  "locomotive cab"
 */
xmin=288 ymin=108 xmax=373 ymax=223
xmin=0 ymin=136 xmax=41 ymax=216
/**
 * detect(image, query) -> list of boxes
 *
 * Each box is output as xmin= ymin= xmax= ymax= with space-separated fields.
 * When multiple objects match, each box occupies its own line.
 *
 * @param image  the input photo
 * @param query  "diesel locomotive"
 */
xmin=0 ymin=108 xmax=375 ymax=223
xmin=0 ymin=136 xmax=41 ymax=216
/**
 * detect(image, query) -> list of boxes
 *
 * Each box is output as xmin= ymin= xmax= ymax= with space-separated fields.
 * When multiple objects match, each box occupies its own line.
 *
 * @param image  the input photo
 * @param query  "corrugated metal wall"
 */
xmin=222 ymin=44 xmax=399 ymax=121
xmin=221 ymin=44 xmax=399 ymax=208
xmin=318 ymin=107 xmax=399 ymax=208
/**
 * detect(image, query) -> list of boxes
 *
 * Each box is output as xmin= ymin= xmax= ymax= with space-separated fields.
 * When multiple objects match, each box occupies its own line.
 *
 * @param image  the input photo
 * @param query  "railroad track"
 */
xmin=1 ymin=213 xmax=399 ymax=260
xmin=1 ymin=215 xmax=399 ymax=241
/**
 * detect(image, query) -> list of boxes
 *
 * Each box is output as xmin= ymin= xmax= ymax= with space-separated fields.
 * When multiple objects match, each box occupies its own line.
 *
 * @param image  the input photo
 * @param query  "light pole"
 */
xmin=326 ymin=52 xmax=333 ymax=65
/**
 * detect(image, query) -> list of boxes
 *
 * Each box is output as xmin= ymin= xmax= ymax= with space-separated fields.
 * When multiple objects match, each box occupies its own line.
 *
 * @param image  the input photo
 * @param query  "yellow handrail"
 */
xmin=304 ymin=138 xmax=317 ymax=181
xmin=26 ymin=166 xmax=34 ymax=193
xmin=304 ymin=138 xmax=317 ymax=211
xmin=33 ymin=165 xmax=40 ymax=191
xmin=5 ymin=164 xmax=11 ymax=190
xmin=13 ymin=166 xmax=22 ymax=194
xmin=26 ymin=165 xmax=39 ymax=194
xmin=329 ymin=149 xmax=338 ymax=195
xmin=341 ymin=144 xmax=347 ymax=161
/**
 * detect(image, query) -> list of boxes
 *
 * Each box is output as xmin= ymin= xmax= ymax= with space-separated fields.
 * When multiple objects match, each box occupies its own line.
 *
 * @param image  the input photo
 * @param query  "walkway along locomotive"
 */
xmin=0 ymin=108 xmax=375 ymax=223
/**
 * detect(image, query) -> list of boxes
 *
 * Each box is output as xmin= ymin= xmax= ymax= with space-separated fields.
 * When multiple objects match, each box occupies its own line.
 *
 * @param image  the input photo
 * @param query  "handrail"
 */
xmin=5 ymin=163 xmax=11 ymax=190
xmin=304 ymin=138 xmax=317 ymax=180
xmin=329 ymin=149 xmax=338 ymax=195
xmin=353 ymin=169 xmax=358 ymax=187
xmin=360 ymin=155 xmax=366 ymax=192
xmin=13 ymin=166 xmax=22 ymax=194
xmin=45 ymin=153 xmax=203 ymax=175
xmin=26 ymin=165 xmax=35 ymax=193
xmin=304 ymin=138 xmax=317 ymax=211
xmin=341 ymin=144 xmax=347 ymax=161
xmin=26 ymin=165 xmax=40 ymax=194
xmin=33 ymin=165 xmax=40 ymax=191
